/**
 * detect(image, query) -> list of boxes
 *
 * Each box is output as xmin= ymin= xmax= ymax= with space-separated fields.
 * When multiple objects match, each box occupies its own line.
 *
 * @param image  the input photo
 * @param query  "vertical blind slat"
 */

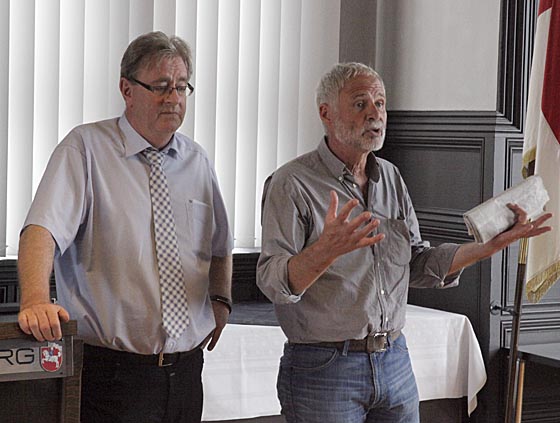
xmin=234 ymin=0 xmax=261 ymax=248
xmin=277 ymin=0 xmax=302 ymax=168
xmin=84 ymin=0 xmax=110 ymax=123
xmin=34 ymin=0 xmax=61 ymax=195
xmin=0 ymin=1 xmax=11 ymax=255
xmin=193 ymin=0 xmax=219 ymax=159
xmin=129 ymin=0 xmax=153 ymax=39
xmin=6 ymin=0 xmax=36 ymax=255
xmin=253 ymin=0 xmax=282 ymax=248
xmin=108 ymin=0 xmax=130 ymax=118
xmin=154 ymin=0 xmax=177 ymax=35
xmin=175 ymin=0 xmax=198 ymax=139
xmin=214 ymin=0 xmax=241 ymax=238
xmin=59 ymin=0 xmax=86 ymax=140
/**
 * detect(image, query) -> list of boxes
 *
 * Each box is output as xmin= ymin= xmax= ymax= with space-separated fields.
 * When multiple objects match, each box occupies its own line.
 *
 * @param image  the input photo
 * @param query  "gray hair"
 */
xmin=316 ymin=62 xmax=384 ymax=109
xmin=120 ymin=31 xmax=193 ymax=81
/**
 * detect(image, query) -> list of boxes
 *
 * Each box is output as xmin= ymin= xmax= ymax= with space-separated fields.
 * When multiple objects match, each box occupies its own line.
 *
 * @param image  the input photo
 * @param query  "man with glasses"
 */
xmin=17 ymin=31 xmax=233 ymax=422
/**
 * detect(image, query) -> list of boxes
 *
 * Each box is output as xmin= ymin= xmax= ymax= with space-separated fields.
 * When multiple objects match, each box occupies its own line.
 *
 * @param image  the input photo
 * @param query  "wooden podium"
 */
xmin=0 ymin=320 xmax=82 ymax=423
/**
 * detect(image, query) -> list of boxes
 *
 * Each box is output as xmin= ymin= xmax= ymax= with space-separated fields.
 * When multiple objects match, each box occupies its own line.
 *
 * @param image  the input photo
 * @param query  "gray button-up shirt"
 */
xmin=23 ymin=115 xmax=233 ymax=354
xmin=257 ymin=138 xmax=461 ymax=343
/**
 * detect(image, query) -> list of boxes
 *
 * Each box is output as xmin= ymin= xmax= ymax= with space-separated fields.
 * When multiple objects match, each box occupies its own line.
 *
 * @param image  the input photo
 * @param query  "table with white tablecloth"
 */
xmin=201 ymin=304 xmax=486 ymax=421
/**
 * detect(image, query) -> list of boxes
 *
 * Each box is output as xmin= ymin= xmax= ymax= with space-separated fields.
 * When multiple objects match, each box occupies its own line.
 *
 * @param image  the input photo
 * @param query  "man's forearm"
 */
xmin=287 ymin=241 xmax=336 ymax=295
xmin=18 ymin=225 xmax=56 ymax=308
xmin=208 ymin=255 xmax=233 ymax=299
xmin=448 ymin=241 xmax=493 ymax=275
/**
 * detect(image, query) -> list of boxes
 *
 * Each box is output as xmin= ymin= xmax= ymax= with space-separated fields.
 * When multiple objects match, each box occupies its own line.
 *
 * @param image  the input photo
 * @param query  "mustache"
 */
xmin=363 ymin=123 xmax=384 ymax=132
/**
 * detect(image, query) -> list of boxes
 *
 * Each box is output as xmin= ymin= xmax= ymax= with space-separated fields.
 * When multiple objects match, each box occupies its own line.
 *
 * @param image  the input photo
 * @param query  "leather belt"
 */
xmin=84 ymin=344 xmax=201 ymax=367
xmin=293 ymin=330 xmax=401 ymax=354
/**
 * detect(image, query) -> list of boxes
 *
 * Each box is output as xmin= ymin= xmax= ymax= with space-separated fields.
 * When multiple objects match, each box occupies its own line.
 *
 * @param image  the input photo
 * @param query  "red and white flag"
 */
xmin=522 ymin=0 xmax=560 ymax=303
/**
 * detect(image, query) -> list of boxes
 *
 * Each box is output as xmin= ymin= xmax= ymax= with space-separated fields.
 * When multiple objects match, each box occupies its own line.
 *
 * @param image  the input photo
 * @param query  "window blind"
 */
xmin=0 ymin=0 xmax=340 ymax=256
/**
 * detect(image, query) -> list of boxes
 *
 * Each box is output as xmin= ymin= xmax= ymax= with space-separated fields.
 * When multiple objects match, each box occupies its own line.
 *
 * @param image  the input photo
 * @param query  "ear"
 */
xmin=120 ymin=77 xmax=133 ymax=105
xmin=319 ymin=103 xmax=333 ymax=126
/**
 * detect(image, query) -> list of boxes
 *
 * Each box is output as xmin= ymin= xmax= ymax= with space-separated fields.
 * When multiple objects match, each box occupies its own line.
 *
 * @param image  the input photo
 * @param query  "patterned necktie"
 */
xmin=143 ymin=147 xmax=189 ymax=338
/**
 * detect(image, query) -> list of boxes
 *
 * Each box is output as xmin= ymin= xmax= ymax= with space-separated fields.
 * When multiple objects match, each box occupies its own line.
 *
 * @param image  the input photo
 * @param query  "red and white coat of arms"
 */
xmin=40 ymin=342 xmax=63 ymax=372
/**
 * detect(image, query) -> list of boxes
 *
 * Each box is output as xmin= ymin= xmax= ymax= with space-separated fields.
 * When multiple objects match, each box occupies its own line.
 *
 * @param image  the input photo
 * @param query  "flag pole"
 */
xmin=504 ymin=236 xmax=529 ymax=423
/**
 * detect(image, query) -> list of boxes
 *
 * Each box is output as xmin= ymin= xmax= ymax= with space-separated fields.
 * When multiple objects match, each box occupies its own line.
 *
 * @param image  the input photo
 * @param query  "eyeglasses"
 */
xmin=129 ymin=77 xmax=194 ymax=97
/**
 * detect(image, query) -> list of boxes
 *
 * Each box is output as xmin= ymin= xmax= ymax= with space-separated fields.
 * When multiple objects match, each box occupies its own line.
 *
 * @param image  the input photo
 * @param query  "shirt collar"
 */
xmin=118 ymin=114 xmax=183 ymax=160
xmin=317 ymin=137 xmax=380 ymax=183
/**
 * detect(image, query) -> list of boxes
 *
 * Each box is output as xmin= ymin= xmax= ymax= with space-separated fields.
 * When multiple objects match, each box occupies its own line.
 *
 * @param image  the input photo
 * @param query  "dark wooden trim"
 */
xmin=0 ymin=320 xmax=77 ymax=340
xmin=387 ymin=110 xmax=502 ymax=133
xmin=520 ymin=398 xmax=560 ymax=423
xmin=61 ymin=338 xmax=83 ymax=422
xmin=501 ymin=319 xmax=560 ymax=347
xmin=496 ymin=0 xmax=538 ymax=131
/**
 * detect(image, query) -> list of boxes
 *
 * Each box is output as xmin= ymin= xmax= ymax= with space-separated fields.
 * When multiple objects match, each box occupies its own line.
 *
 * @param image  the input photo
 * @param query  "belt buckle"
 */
xmin=158 ymin=351 xmax=173 ymax=367
xmin=367 ymin=332 xmax=388 ymax=353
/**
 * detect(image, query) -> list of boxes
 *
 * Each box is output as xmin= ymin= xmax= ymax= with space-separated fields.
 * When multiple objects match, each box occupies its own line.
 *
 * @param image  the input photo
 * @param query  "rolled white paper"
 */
xmin=463 ymin=175 xmax=549 ymax=243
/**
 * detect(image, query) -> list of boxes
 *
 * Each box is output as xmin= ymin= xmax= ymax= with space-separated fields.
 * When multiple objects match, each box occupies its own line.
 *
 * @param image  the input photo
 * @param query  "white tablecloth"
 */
xmin=403 ymin=305 xmax=487 ymax=415
xmin=202 ymin=305 xmax=486 ymax=421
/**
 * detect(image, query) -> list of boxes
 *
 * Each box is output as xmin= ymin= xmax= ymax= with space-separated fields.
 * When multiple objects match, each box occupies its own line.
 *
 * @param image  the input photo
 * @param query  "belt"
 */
xmin=84 ymin=344 xmax=201 ymax=367
xmin=293 ymin=330 xmax=401 ymax=354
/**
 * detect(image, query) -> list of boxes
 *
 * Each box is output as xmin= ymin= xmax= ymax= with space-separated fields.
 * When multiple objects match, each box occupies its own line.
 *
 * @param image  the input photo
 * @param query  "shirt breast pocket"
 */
xmin=187 ymin=199 xmax=213 ymax=260
xmin=380 ymin=218 xmax=411 ymax=266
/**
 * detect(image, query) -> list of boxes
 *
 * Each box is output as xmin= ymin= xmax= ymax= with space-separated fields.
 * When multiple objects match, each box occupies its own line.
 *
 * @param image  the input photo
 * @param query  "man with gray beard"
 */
xmin=257 ymin=62 xmax=551 ymax=423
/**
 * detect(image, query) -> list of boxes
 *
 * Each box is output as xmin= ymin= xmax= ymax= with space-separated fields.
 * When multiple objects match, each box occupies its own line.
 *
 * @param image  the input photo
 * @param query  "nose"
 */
xmin=163 ymin=87 xmax=182 ymax=103
xmin=366 ymin=102 xmax=381 ymax=120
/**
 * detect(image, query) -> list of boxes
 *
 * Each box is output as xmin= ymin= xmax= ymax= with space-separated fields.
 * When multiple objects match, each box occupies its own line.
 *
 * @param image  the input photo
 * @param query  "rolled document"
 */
xmin=463 ymin=175 xmax=549 ymax=243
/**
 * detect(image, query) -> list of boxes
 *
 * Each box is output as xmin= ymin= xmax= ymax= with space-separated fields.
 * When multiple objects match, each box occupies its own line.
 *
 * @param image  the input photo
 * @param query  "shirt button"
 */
xmin=338 ymin=176 xmax=344 ymax=181
xmin=385 ymin=317 xmax=389 ymax=322
xmin=352 ymin=183 xmax=357 ymax=188
xmin=381 ymin=289 xmax=385 ymax=295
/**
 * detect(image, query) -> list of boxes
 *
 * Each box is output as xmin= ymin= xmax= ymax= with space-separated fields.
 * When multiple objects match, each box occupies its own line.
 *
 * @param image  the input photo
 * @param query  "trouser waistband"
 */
xmin=83 ymin=343 xmax=201 ymax=367
xmin=291 ymin=330 xmax=401 ymax=353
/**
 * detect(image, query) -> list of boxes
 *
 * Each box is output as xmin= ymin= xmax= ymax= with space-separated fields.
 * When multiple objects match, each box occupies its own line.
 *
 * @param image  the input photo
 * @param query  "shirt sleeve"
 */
xmin=410 ymin=242 xmax=462 ymax=288
xmin=22 ymin=135 xmax=88 ymax=255
xmin=209 ymin=165 xmax=234 ymax=257
xmin=256 ymin=173 xmax=305 ymax=304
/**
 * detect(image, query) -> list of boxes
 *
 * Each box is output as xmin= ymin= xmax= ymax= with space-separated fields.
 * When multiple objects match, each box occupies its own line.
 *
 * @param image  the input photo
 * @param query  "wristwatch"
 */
xmin=210 ymin=295 xmax=233 ymax=314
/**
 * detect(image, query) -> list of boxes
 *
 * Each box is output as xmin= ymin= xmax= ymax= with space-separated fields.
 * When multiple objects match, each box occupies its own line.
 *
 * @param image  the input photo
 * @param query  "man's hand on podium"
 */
xmin=18 ymin=302 xmax=70 ymax=342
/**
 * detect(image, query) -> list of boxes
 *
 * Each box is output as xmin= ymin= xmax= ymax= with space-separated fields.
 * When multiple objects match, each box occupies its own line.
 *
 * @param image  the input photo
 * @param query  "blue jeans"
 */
xmin=277 ymin=334 xmax=420 ymax=423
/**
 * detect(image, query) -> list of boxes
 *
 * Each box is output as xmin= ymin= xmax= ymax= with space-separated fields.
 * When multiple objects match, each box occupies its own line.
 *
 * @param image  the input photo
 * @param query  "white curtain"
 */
xmin=0 ymin=0 xmax=340 ymax=256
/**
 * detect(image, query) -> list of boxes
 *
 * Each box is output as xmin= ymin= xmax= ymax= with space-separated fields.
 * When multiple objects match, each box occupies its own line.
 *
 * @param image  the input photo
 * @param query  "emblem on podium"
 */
xmin=40 ymin=342 xmax=63 ymax=372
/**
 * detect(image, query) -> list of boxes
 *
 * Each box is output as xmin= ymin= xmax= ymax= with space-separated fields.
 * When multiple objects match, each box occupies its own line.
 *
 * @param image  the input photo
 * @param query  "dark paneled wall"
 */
xmin=379 ymin=1 xmax=560 ymax=421
xmin=0 ymin=260 xmax=56 ymax=314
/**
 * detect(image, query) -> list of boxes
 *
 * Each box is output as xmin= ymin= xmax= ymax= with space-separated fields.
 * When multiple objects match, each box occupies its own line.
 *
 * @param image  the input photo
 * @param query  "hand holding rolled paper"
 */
xmin=463 ymin=175 xmax=550 ymax=243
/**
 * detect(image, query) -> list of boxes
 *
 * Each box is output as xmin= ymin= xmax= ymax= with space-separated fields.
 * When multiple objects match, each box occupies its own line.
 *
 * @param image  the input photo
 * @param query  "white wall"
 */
xmin=373 ymin=0 xmax=501 ymax=111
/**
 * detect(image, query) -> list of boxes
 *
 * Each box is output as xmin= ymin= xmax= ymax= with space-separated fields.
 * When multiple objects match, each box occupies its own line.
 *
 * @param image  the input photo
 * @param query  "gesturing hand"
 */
xmin=286 ymin=191 xmax=385 ymax=294
xmin=488 ymin=203 xmax=552 ymax=252
xmin=318 ymin=191 xmax=384 ymax=260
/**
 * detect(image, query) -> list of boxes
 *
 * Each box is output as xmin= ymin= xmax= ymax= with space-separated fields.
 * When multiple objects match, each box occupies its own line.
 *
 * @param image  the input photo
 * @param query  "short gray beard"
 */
xmin=333 ymin=120 xmax=385 ymax=153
